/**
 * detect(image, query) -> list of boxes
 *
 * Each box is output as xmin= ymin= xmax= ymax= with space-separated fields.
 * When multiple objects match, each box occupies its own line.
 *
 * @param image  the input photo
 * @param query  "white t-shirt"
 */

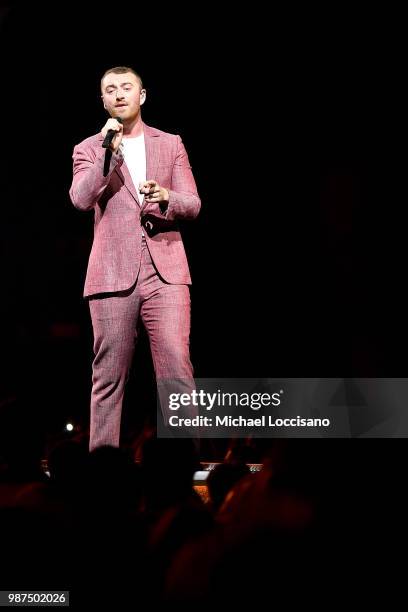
xmin=121 ymin=132 xmax=146 ymax=209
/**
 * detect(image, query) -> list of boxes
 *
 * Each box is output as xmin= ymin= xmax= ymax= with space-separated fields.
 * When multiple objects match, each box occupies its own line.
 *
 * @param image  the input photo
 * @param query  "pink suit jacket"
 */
xmin=69 ymin=122 xmax=201 ymax=298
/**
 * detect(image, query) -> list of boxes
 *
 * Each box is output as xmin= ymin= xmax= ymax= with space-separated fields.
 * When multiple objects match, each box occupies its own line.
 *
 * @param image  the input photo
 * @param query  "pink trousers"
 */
xmin=88 ymin=237 xmax=194 ymax=450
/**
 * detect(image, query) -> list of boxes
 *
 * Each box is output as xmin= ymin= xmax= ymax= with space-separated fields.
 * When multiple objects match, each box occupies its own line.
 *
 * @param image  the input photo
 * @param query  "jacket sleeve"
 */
xmin=69 ymin=142 xmax=124 ymax=211
xmin=164 ymin=136 xmax=201 ymax=221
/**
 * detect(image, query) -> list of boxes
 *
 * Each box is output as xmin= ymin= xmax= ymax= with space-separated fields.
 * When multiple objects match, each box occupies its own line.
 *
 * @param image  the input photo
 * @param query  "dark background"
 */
xmin=0 ymin=4 xmax=406 ymax=446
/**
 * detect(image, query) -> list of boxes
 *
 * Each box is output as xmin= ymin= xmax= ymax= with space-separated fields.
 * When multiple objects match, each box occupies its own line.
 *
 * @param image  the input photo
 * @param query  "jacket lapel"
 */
xmin=118 ymin=162 xmax=141 ymax=205
xmin=144 ymin=123 xmax=161 ymax=189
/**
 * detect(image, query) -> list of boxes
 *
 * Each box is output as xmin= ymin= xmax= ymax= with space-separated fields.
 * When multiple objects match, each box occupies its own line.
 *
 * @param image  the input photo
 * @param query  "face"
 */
xmin=101 ymin=72 xmax=146 ymax=122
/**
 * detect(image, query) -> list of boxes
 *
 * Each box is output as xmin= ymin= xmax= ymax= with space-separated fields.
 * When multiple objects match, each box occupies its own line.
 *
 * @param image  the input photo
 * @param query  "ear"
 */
xmin=140 ymin=89 xmax=146 ymax=106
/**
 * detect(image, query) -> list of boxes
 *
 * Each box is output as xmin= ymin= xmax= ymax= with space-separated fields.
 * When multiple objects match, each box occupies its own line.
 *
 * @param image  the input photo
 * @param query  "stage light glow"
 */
xmin=65 ymin=423 xmax=74 ymax=432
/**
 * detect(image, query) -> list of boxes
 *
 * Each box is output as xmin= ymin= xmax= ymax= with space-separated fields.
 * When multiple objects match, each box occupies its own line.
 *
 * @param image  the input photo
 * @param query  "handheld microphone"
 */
xmin=102 ymin=117 xmax=123 ymax=149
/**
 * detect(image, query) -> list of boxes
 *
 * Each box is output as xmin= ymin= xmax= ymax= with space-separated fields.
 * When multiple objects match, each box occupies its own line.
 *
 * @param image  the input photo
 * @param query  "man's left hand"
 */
xmin=139 ymin=180 xmax=169 ymax=204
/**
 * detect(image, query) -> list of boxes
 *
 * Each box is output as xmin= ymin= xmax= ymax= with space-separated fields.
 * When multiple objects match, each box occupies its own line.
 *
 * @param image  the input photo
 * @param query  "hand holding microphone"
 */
xmin=101 ymin=117 xmax=123 ymax=151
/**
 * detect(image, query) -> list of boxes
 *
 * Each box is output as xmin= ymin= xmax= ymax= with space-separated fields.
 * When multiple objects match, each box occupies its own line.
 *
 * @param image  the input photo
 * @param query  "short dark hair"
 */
xmin=101 ymin=66 xmax=143 ymax=91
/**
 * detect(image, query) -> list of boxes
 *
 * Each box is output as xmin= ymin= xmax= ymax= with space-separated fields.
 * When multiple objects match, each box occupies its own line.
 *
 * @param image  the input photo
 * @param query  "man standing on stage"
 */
xmin=69 ymin=66 xmax=201 ymax=450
